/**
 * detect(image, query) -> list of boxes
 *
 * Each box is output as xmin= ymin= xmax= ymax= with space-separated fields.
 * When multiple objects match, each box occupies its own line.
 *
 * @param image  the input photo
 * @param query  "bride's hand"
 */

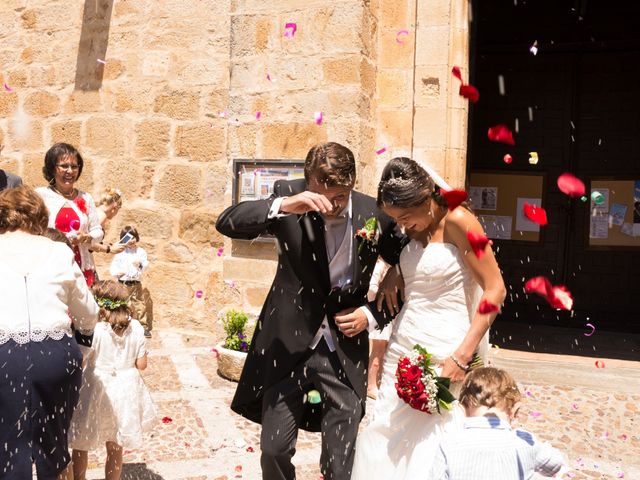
xmin=440 ymin=356 xmax=467 ymax=383
xmin=375 ymin=265 xmax=405 ymax=314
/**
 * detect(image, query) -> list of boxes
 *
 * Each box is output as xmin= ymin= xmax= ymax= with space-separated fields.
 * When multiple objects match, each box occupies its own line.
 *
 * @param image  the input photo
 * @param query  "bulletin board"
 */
xmin=588 ymin=178 xmax=640 ymax=248
xmin=232 ymin=159 xmax=305 ymax=206
xmin=468 ymin=171 xmax=546 ymax=243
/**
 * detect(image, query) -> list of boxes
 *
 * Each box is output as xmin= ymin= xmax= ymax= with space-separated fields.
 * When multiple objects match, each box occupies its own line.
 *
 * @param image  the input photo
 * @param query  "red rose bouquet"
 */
xmin=395 ymin=345 xmax=455 ymax=414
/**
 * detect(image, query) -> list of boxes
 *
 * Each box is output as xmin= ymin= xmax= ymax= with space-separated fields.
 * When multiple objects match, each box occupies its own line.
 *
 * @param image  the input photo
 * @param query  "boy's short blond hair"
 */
xmin=458 ymin=367 xmax=522 ymax=413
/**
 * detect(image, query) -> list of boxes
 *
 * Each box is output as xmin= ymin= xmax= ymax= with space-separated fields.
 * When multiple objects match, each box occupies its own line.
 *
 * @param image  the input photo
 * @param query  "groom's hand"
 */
xmin=335 ymin=307 xmax=368 ymax=337
xmin=280 ymin=191 xmax=333 ymax=215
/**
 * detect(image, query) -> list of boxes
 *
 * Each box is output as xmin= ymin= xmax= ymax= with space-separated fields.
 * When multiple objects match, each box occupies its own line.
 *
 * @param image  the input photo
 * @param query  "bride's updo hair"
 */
xmin=377 ymin=157 xmax=447 ymax=209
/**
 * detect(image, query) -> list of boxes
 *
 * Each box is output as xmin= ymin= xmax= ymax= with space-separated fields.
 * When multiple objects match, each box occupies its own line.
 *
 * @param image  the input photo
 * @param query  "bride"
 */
xmin=351 ymin=157 xmax=506 ymax=479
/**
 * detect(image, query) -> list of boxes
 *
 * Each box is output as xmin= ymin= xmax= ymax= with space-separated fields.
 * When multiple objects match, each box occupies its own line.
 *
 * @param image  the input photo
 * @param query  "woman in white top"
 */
xmin=36 ymin=143 xmax=103 ymax=286
xmin=0 ymin=186 xmax=99 ymax=480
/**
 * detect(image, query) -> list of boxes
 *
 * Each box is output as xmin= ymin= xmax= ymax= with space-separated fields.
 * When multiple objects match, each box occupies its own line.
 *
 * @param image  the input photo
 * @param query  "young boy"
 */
xmin=430 ymin=367 xmax=565 ymax=480
xmin=110 ymin=226 xmax=152 ymax=337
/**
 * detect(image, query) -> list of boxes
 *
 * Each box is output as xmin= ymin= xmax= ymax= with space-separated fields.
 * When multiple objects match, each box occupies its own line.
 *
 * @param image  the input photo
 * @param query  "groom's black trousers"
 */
xmin=260 ymin=340 xmax=362 ymax=480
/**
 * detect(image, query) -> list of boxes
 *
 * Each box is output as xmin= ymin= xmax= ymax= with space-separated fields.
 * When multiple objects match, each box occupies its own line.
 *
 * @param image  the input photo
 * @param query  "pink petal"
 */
xmin=195 ymin=290 xmax=204 ymax=298
xmin=235 ymin=465 xmax=243 ymax=472
xmin=396 ymin=29 xmax=409 ymax=44
xmin=97 ymin=58 xmax=107 ymax=65
xmin=3 ymin=83 xmax=13 ymax=93
xmin=216 ymin=247 xmax=224 ymax=257
xmin=503 ymin=154 xmax=512 ymax=164
xmin=557 ymin=173 xmax=586 ymax=198
xmin=314 ymin=111 xmax=323 ymax=125
xmin=487 ymin=124 xmax=515 ymax=145
xmin=571 ymin=403 xmax=579 ymax=410
xmin=255 ymin=111 xmax=262 ymax=120
xmin=467 ymin=230 xmax=492 ymax=259
xmin=595 ymin=360 xmax=605 ymax=368
xmin=478 ymin=299 xmax=500 ymax=314
xmin=583 ymin=322 xmax=595 ymax=337
xmin=376 ymin=146 xmax=387 ymax=155
xmin=459 ymin=84 xmax=480 ymax=103
xmin=523 ymin=202 xmax=548 ymax=226
xmin=440 ymin=189 xmax=468 ymax=211
xmin=530 ymin=411 xmax=542 ymax=417
xmin=284 ymin=22 xmax=297 ymax=38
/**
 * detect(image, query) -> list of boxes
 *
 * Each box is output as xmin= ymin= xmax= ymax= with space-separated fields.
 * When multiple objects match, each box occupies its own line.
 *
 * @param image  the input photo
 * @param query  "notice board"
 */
xmin=468 ymin=171 xmax=545 ymax=243
xmin=588 ymin=178 xmax=640 ymax=248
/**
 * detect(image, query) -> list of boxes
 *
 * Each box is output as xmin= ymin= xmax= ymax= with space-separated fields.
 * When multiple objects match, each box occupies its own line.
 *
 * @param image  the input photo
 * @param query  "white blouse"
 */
xmin=0 ymin=232 xmax=99 ymax=344
xmin=36 ymin=186 xmax=103 ymax=271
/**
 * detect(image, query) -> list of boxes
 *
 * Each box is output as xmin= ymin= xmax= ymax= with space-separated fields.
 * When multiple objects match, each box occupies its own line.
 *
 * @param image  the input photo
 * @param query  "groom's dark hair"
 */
xmin=304 ymin=142 xmax=356 ymax=187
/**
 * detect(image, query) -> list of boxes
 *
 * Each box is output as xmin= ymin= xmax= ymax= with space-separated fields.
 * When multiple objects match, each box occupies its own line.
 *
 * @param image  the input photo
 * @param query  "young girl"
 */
xmin=69 ymin=280 xmax=156 ymax=480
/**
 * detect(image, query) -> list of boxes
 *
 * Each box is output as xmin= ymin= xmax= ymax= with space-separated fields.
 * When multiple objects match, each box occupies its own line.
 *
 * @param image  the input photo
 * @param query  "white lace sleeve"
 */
xmin=64 ymin=247 xmax=99 ymax=334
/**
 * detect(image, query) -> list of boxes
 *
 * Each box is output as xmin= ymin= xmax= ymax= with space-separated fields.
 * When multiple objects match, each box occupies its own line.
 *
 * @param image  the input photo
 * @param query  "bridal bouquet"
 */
xmin=395 ymin=345 xmax=455 ymax=414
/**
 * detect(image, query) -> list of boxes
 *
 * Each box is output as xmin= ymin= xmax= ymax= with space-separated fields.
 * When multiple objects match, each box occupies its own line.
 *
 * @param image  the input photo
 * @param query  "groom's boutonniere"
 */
xmin=355 ymin=217 xmax=379 ymax=252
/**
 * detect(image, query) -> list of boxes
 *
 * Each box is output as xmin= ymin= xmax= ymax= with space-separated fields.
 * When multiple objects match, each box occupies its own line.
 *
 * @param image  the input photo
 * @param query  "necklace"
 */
xmin=51 ymin=185 xmax=76 ymax=200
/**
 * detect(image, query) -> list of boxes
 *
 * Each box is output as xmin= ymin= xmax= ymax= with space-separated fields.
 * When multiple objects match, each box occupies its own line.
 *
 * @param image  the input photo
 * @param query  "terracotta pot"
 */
xmin=216 ymin=343 xmax=247 ymax=382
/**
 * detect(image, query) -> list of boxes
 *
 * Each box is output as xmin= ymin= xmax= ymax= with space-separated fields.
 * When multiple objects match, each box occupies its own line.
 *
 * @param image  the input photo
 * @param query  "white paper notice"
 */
xmin=589 ymin=215 xmax=608 ymax=239
xmin=621 ymin=223 xmax=634 ymax=237
xmin=479 ymin=215 xmax=512 ymax=240
xmin=590 ymin=188 xmax=609 ymax=213
xmin=469 ymin=186 xmax=498 ymax=211
xmin=515 ymin=198 xmax=542 ymax=232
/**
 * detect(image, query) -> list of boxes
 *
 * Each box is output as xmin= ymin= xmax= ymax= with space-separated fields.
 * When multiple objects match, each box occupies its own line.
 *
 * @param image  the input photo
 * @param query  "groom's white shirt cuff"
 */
xmin=268 ymin=197 xmax=289 ymax=218
xmin=360 ymin=306 xmax=379 ymax=333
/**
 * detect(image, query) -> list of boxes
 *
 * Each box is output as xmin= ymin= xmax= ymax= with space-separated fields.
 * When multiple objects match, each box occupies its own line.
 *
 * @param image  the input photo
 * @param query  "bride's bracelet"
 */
xmin=450 ymin=354 xmax=470 ymax=372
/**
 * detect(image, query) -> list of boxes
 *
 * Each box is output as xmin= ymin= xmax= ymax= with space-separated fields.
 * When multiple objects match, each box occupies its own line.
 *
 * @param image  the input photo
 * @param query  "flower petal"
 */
xmin=284 ymin=22 xmax=297 ymax=38
xmin=441 ymin=189 xmax=468 ymax=211
xmin=466 ymin=230 xmax=492 ymax=259
xmin=503 ymin=153 xmax=513 ymax=164
xmin=557 ymin=173 xmax=585 ymax=198
xmin=523 ymin=202 xmax=548 ymax=226
xmin=451 ymin=66 xmax=462 ymax=82
xmin=549 ymin=285 xmax=573 ymax=310
xmin=583 ymin=322 xmax=596 ymax=337
xmin=478 ymin=299 xmax=500 ymax=314
xmin=161 ymin=416 xmax=173 ymax=424
xmin=524 ymin=276 xmax=554 ymax=298
xmin=459 ymin=84 xmax=480 ymax=103
xmin=487 ymin=124 xmax=515 ymax=145
xmin=314 ymin=111 xmax=323 ymax=125
xmin=396 ymin=29 xmax=409 ymax=44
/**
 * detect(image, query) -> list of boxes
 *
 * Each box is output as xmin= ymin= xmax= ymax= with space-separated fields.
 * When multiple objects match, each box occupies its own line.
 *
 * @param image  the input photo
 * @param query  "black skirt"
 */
xmin=0 ymin=336 xmax=83 ymax=480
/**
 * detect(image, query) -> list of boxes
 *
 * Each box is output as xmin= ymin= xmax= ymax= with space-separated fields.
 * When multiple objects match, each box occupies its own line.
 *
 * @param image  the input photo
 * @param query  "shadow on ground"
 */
xmin=121 ymin=463 xmax=164 ymax=480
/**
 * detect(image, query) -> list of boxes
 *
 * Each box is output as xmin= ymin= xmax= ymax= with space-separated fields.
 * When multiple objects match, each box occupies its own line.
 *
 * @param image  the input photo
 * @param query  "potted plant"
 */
xmin=216 ymin=309 xmax=253 ymax=382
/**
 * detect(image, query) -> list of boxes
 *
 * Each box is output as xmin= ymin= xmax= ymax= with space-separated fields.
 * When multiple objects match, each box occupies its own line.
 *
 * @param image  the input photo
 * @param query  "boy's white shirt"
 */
xmin=110 ymin=246 xmax=149 ymax=281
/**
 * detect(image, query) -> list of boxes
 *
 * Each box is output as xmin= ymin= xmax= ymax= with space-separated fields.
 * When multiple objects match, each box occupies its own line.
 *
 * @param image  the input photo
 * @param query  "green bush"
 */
xmin=222 ymin=309 xmax=251 ymax=352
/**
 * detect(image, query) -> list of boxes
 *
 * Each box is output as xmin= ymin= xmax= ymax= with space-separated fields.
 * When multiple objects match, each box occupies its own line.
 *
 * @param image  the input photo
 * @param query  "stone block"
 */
xmin=98 ymin=157 xmax=142 ymax=200
xmin=379 ymin=0 xmax=413 ymax=29
xmin=0 ymin=92 xmax=18 ymax=116
xmin=85 ymin=116 xmax=128 ymax=156
xmin=29 ymin=65 xmax=57 ymax=87
xmin=20 ymin=152 xmax=46 ymax=188
xmin=139 ymin=164 xmax=157 ymax=200
xmin=135 ymin=120 xmax=171 ymax=160
xmin=227 ymin=123 xmax=257 ymax=159
xmin=327 ymin=88 xmax=372 ymax=119
xmin=7 ymin=69 xmax=28 ymax=88
xmin=205 ymin=89 xmax=230 ymax=116
xmin=118 ymin=208 xmax=174 ymax=240
xmin=444 ymin=147 xmax=467 ymax=187
xmin=141 ymin=50 xmax=171 ymax=77
xmin=223 ymin=256 xmax=276 ymax=283
xmin=64 ymin=91 xmax=103 ymax=113
xmin=323 ymin=56 xmax=360 ymax=84
xmin=447 ymin=107 xmax=468 ymax=151
xmin=203 ymin=163 xmax=233 ymax=210
xmin=175 ymin=57 xmax=229 ymax=87
xmin=10 ymin=119 xmax=43 ymax=152
xmin=245 ymin=285 xmax=269 ymax=308
xmin=412 ymin=107 xmax=447 ymax=149
xmin=50 ymin=121 xmax=82 ymax=146
xmin=379 ymin=29 xmax=414 ymax=69
xmin=145 ymin=262 xmax=196 ymax=306
xmin=204 ymin=270 xmax=243 ymax=319
xmin=415 ymin=26 xmax=450 ymax=67
xmin=261 ymin=123 xmax=327 ymax=158
xmin=153 ymin=89 xmax=199 ymax=120
xmin=417 ymin=0 xmax=451 ymax=27
xmin=360 ymin=57 xmax=376 ymax=95
xmin=155 ymin=164 xmax=203 ymax=207
xmin=175 ymin=123 xmax=226 ymax=162
xmin=179 ymin=210 xmax=223 ymax=245
xmin=0 ymin=157 xmax=19 ymax=177
xmin=20 ymin=9 xmax=36 ymax=29
xmin=24 ymin=91 xmax=61 ymax=117
xmin=230 ymin=14 xmax=274 ymax=57
xmin=109 ymin=85 xmax=154 ymax=114
xmin=376 ymin=69 xmax=411 ymax=107
xmin=376 ymin=110 xmax=413 ymax=149
xmin=103 ymin=59 xmax=125 ymax=80
xmin=414 ymin=65 xmax=448 ymax=109
xmin=162 ymin=241 xmax=195 ymax=263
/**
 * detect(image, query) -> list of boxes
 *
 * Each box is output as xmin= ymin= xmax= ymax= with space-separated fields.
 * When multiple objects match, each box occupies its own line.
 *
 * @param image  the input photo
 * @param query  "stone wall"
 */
xmin=0 ymin=0 xmax=470 ymax=333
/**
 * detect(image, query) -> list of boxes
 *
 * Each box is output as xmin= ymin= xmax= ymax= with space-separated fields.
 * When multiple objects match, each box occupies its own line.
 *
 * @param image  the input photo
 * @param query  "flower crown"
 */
xmin=96 ymin=297 xmax=129 ymax=310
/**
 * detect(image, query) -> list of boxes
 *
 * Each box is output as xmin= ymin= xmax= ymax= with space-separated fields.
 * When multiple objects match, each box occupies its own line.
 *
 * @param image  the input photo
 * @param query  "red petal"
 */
xmin=524 ymin=276 xmax=554 ymax=298
xmin=246 ymin=446 xmax=254 ymax=452
xmin=478 ymin=299 xmax=500 ymax=314
xmin=161 ymin=416 xmax=173 ymax=424
xmin=557 ymin=173 xmax=585 ymax=198
xmin=459 ymin=84 xmax=480 ymax=103
xmin=503 ymin=154 xmax=513 ymax=164
xmin=451 ymin=66 xmax=462 ymax=82
xmin=466 ymin=230 xmax=492 ymax=258
xmin=441 ymin=189 xmax=468 ymax=211
xmin=523 ymin=203 xmax=548 ymax=226
xmin=235 ymin=465 xmax=243 ymax=473
xmin=549 ymin=285 xmax=574 ymax=310
xmin=487 ymin=124 xmax=515 ymax=145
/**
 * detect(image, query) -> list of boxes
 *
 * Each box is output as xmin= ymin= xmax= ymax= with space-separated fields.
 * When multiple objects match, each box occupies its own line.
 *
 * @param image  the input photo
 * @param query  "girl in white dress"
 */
xmin=69 ymin=280 xmax=156 ymax=480
xmin=351 ymin=157 xmax=506 ymax=479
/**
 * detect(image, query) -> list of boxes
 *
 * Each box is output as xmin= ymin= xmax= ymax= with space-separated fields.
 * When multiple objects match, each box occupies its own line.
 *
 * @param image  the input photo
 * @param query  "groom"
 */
xmin=215 ymin=142 xmax=402 ymax=480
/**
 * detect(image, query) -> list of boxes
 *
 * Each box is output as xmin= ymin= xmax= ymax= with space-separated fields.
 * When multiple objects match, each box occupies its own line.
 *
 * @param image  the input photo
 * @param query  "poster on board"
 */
xmin=515 ymin=197 xmax=542 ymax=232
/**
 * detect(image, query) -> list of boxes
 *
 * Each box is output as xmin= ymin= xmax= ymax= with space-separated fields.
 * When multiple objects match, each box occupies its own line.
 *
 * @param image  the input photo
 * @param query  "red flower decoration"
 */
xmin=441 ymin=189 xmax=468 ymax=211
xmin=74 ymin=196 xmax=87 ymax=214
xmin=161 ymin=416 xmax=173 ymax=424
xmin=478 ymin=299 xmax=500 ymax=314
xmin=452 ymin=66 xmax=480 ymax=103
xmin=523 ymin=203 xmax=548 ymax=226
xmin=466 ymin=230 xmax=492 ymax=259
xmin=557 ymin=173 xmax=585 ymax=198
xmin=488 ymin=124 xmax=515 ymax=145
xmin=525 ymin=276 xmax=574 ymax=311
xmin=503 ymin=154 xmax=513 ymax=164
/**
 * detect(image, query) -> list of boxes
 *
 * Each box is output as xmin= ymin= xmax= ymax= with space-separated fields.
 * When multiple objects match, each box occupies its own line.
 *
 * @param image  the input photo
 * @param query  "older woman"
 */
xmin=36 ymin=143 xmax=103 ymax=286
xmin=0 ymin=185 xmax=99 ymax=480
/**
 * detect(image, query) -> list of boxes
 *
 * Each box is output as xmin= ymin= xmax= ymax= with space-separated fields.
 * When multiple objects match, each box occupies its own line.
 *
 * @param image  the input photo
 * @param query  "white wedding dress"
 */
xmin=351 ymin=240 xmax=488 ymax=479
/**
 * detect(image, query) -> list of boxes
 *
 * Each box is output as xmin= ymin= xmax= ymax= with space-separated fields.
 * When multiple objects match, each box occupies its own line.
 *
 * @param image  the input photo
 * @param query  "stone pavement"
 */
xmin=82 ymin=328 xmax=640 ymax=480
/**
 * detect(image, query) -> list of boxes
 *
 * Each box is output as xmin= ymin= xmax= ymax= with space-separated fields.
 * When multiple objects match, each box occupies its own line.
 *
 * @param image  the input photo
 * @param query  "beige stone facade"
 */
xmin=0 ymin=0 xmax=469 ymax=330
